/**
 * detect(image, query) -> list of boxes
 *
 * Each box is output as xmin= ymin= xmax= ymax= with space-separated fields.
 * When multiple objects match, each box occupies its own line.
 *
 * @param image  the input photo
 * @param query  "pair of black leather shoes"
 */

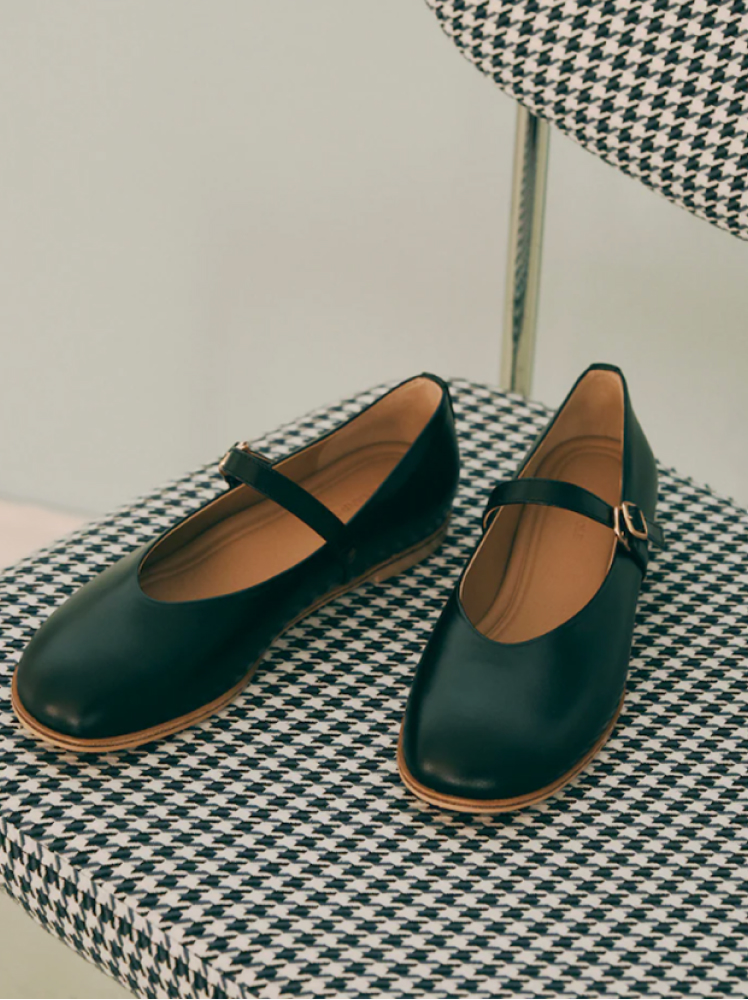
xmin=13 ymin=365 xmax=664 ymax=813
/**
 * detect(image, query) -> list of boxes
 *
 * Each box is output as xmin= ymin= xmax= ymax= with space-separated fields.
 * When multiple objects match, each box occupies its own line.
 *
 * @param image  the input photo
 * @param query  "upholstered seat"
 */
xmin=425 ymin=1 xmax=748 ymax=240
xmin=1 ymin=382 xmax=746 ymax=997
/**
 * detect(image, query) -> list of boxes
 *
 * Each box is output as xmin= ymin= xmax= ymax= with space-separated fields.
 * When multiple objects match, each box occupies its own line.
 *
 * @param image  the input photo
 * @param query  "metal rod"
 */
xmin=500 ymin=105 xmax=550 ymax=396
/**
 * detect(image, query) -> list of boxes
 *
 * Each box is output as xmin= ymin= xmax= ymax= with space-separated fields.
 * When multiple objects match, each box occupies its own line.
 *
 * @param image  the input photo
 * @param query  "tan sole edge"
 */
xmin=12 ymin=518 xmax=450 ymax=754
xmin=396 ymin=694 xmax=624 ymax=815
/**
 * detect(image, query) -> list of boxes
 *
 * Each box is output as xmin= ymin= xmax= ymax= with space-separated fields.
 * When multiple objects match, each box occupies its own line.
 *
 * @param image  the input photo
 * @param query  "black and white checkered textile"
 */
xmin=425 ymin=1 xmax=748 ymax=241
xmin=0 ymin=380 xmax=747 ymax=998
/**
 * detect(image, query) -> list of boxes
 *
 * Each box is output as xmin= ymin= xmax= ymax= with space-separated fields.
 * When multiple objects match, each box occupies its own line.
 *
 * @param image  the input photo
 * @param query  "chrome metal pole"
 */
xmin=500 ymin=105 xmax=550 ymax=396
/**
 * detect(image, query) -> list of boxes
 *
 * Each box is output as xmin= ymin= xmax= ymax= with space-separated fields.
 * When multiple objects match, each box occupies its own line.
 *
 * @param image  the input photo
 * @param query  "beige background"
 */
xmin=0 ymin=1 xmax=747 ymax=997
xmin=1 ymin=1 xmax=747 ymax=519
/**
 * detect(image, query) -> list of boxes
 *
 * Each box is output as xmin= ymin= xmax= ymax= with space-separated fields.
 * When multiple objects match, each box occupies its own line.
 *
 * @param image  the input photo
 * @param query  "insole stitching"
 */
xmin=143 ymin=444 xmax=407 ymax=585
xmin=477 ymin=436 xmax=621 ymax=642
xmin=482 ymin=440 xmax=618 ymax=637
xmin=141 ymin=443 xmax=408 ymax=600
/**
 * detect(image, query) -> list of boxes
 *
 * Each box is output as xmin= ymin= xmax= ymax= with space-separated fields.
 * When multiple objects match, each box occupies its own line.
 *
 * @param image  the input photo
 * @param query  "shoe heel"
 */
xmin=370 ymin=519 xmax=450 ymax=584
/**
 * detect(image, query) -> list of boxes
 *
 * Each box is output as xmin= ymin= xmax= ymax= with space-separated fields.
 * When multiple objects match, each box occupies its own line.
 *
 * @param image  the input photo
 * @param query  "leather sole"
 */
xmin=12 ymin=519 xmax=450 ymax=754
xmin=396 ymin=694 xmax=624 ymax=814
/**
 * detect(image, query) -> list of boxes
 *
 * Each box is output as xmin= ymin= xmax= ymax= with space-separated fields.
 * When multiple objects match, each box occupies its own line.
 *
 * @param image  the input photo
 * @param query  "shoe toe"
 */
xmin=16 ymin=605 xmax=130 ymax=741
xmin=399 ymin=592 xmax=617 ymax=804
xmin=14 ymin=550 xmax=153 ymax=742
xmin=401 ymin=690 xmax=549 ymax=803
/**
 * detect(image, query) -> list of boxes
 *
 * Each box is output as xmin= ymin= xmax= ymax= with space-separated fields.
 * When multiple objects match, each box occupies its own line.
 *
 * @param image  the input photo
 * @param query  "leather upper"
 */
xmin=400 ymin=363 xmax=662 ymax=802
xmin=16 ymin=374 xmax=460 ymax=742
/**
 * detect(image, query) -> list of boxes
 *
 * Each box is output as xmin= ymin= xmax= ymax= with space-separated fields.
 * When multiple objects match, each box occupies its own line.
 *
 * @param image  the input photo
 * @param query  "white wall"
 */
xmin=1 ymin=0 xmax=746 ymax=514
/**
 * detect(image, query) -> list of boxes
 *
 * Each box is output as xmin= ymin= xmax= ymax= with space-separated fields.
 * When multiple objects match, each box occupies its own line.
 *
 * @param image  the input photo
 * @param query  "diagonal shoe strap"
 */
xmin=483 ymin=477 xmax=665 ymax=572
xmin=219 ymin=443 xmax=349 ymax=562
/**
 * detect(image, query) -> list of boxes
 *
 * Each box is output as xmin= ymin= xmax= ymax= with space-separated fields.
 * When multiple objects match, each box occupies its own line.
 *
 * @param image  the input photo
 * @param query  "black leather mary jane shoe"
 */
xmin=398 ymin=364 xmax=665 ymax=813
xmin=14 ymin=374 xmax=459 ymax=752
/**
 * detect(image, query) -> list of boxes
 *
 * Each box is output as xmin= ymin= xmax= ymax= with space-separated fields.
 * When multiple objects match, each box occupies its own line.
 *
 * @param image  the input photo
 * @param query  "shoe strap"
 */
xmin=483 ymin=477 xmax=665 ymax=571
xmin=218 ymin=443 xmax=349 ymax=562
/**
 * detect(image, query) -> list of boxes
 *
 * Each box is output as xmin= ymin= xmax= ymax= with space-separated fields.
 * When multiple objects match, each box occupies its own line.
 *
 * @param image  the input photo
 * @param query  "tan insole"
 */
xmin=476 ymin=435 xmax=621 ymax=644
xmin=141 ymin=442 xmax=408 ymax=602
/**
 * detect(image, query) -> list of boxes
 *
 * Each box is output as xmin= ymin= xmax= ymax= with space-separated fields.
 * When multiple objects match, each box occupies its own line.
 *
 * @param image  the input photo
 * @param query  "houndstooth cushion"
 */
xmin=0 ymin=380 xmax=747 ymax=998
xmin=425 ymin=1 xmax=748 ymax=241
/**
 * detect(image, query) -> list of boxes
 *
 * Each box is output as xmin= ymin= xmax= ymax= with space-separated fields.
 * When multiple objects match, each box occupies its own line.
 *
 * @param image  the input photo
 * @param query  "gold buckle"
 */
xmin=614 ymin=501 xmax=648 ymax=549
xmin=218 ymin=441 xmax=252 ymax=479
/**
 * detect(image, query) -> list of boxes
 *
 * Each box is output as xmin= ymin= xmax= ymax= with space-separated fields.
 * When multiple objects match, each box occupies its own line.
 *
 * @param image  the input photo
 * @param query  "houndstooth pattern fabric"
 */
xmin=0 ymin=380 xmax=747 ymax=998
xmin=425 ymin=0 xmax=748 ymax=240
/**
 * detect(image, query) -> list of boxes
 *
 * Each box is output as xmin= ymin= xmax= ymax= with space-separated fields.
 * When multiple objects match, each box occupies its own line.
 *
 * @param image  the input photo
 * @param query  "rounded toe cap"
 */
xmin=12 ymin=552 xmax=155 ymax=743
xmin=400 ymin=703 xmax=542 ymax=803
xmin=12 ymin=547 xmax=247 ymax=746
xmin=15 ymin=629 xmax=124 ymax=742
xmin=398 ymin=581 xmax=631 ymax=808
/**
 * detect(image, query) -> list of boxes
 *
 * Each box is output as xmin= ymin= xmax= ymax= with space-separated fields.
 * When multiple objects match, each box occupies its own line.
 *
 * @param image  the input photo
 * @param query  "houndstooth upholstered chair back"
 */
xmin=425 ymin=1 xmax=748 ymax=240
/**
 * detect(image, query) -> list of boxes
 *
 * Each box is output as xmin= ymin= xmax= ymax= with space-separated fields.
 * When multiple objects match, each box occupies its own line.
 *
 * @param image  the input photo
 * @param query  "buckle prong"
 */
xmin=614 ymin=501 xmax=648 ymax=549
